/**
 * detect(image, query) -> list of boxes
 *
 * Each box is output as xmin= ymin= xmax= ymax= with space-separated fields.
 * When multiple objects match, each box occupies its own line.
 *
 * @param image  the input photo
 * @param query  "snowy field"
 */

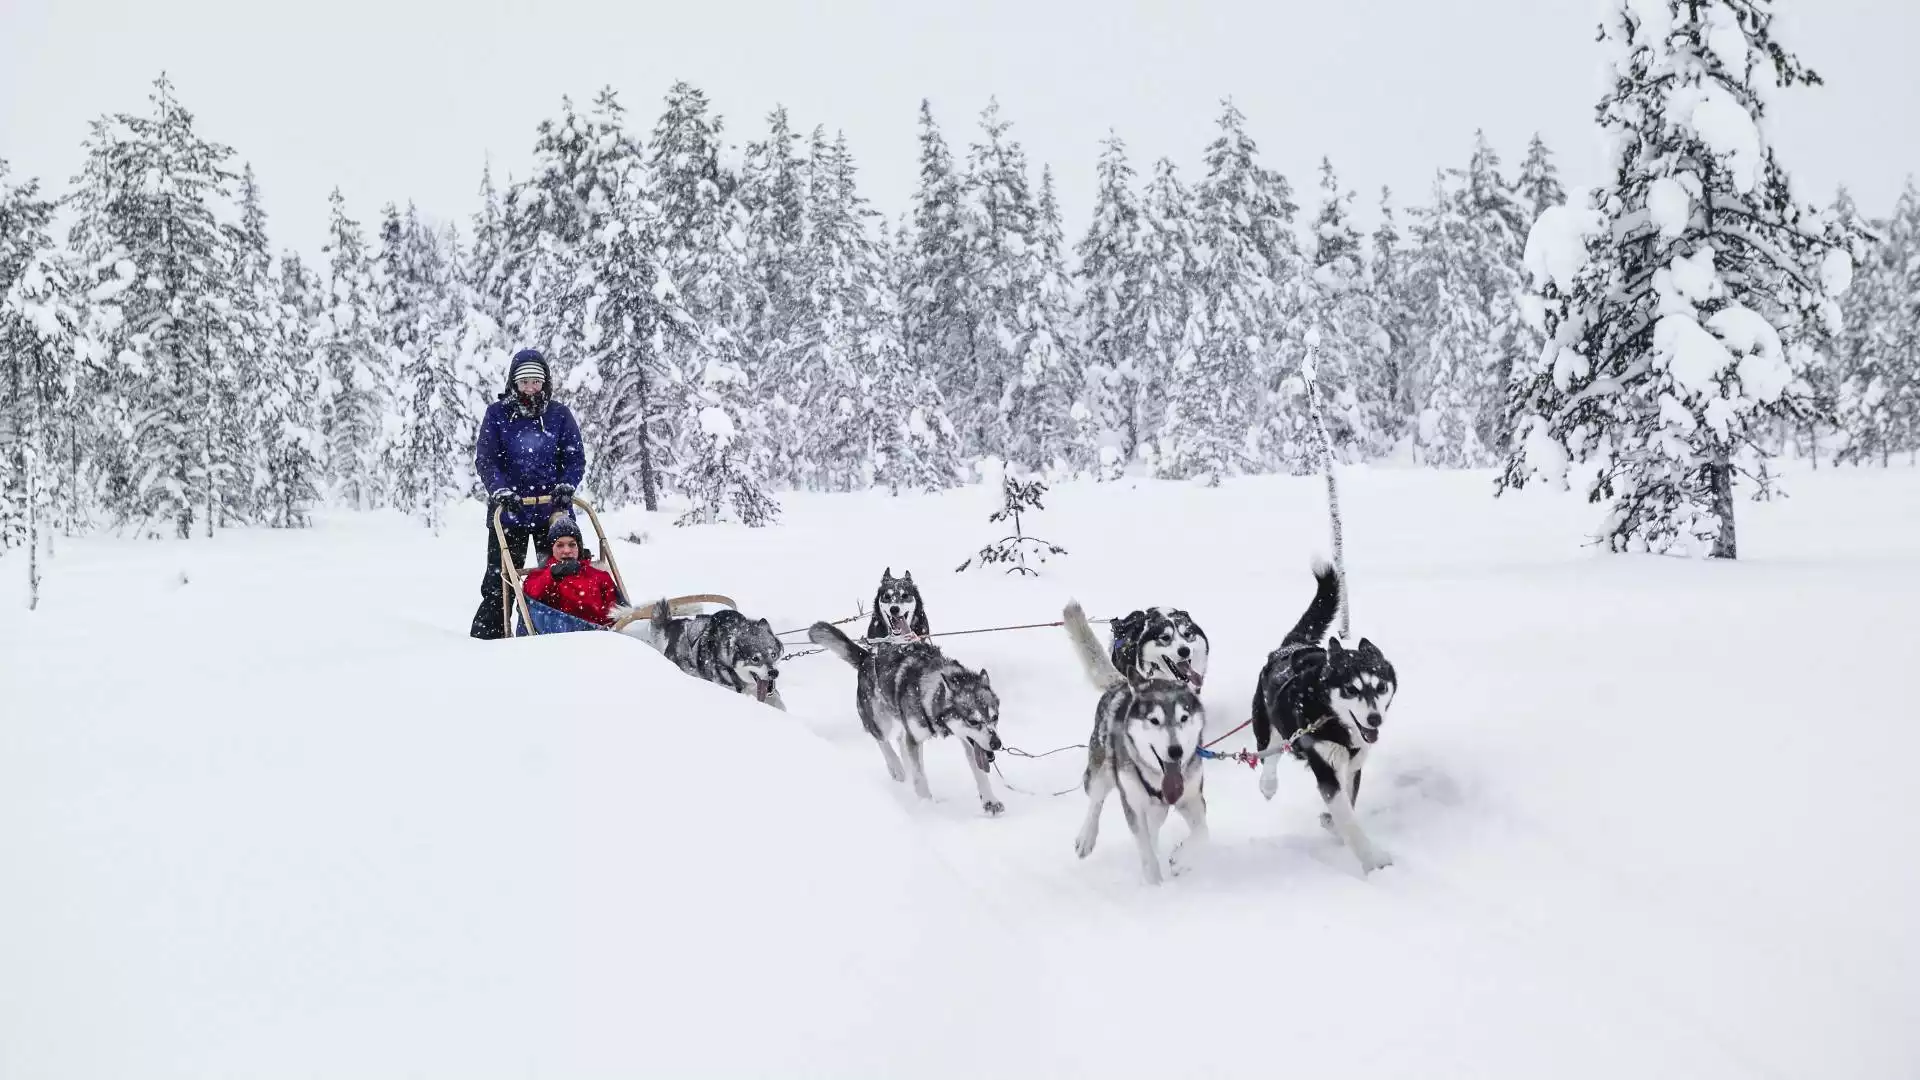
xmin=3 ymin=463 xmax=1917 ymax=1079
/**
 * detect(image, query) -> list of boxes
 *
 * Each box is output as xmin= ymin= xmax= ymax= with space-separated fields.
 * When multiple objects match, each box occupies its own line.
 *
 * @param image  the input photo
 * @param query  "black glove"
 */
xmin=552 ymin=483 xmax=574 ymax=511
xmin=550 ymin=559 xmax=581 ymax=580
xmin=488 ymin=488 xmax=518 ymax=511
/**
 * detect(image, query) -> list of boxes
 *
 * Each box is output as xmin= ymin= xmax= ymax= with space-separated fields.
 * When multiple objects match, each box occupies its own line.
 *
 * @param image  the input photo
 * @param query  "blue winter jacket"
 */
xmin=475 ymin=397 xmax=587 ymax=530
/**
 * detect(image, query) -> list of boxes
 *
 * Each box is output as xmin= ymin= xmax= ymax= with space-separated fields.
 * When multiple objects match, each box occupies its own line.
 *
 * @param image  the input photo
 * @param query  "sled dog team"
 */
xmin=633 ymin=563 xmax=1399 ymax=884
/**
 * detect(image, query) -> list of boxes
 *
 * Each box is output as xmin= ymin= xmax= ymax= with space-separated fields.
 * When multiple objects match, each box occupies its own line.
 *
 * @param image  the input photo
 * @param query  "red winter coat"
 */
xmin=523 ymin=557 xmax=620 ymax=627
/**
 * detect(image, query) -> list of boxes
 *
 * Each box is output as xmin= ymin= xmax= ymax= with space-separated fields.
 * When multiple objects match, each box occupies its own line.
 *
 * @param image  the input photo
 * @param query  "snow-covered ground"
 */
xmin=3 ymin=463 xmax=1917 ymax=1079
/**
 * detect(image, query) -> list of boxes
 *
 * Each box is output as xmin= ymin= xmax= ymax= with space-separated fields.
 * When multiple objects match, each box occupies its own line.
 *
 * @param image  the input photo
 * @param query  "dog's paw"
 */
xmin=1318 ymin=811 xmax=1336 ymax=834
xmin=1074 ymin=829 xmax=1098 ymax=859
xmin=981 ymin=799 xmax=1005 ymax=816
xmin=1358 ymin=849 xmax=1394 ymax=874
xmin=1259 ymin=769 xmax=1279 ymax=800
xmin=1169 ymin=846 xmax=1200 ymax=878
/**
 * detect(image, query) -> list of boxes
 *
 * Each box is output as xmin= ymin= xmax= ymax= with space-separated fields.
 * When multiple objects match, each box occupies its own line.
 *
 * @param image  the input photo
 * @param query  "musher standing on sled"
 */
xmin=469 ymin=348 xmax=587 ymax=639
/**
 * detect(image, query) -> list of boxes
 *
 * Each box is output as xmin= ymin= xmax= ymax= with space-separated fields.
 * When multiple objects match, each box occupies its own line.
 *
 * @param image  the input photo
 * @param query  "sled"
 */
xmin=492 ymin=494 xmax=736 ymax=638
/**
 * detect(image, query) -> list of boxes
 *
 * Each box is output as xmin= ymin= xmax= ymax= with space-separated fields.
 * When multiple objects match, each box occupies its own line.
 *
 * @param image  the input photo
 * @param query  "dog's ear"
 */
xmin=882 ymin=567 xmax=893 ymax=582
xmin=1327 ymin=637 xmax=1346 ymax=657
xmin=1356 ymin=637 xmax=1381 ymax=659
xmin=902 ymin=569 xmax=913 ymax=581
xmin=976 ymin=667 xmax=989 ymax=686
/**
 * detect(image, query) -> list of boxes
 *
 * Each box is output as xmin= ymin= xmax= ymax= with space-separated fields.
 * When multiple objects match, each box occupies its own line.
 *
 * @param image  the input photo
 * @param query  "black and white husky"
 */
xmin=807 ymin=621 xmax=1005 ymax=815
xmin=865 ymin=568 xmax=930 ymax=641
xmin=1062 ymin=600 xmax=1209 ymax=885
xmin=640 ymin=599 xmax=788 ymax=710
xmin=1107 ymin=606 xmax=1209 ymax=690
xmin=1251 ymin=562 xmax=1399 ymax=874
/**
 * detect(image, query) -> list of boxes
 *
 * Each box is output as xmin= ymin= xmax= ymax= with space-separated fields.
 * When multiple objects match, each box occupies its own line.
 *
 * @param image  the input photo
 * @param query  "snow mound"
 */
xmin=0 ymin=617 xmax=1061 ymax=1078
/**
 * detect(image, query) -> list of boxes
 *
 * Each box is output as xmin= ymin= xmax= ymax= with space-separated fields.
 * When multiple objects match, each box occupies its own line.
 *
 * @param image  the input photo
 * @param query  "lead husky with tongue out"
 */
xmin=645 ymin=599 xmax=788 ymax=710
xmin=864 ymin=568 xmax=930 ymax=641
xmin=807 ymin=620 xmax=1005 ymax=816
xmin=1062 ymin=600 xmax=1208 ymax=885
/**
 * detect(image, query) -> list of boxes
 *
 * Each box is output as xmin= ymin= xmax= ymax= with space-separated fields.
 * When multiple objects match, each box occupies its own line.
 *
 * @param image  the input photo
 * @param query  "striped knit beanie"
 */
xmin=510 ymin=348 xmax=549 ymax=386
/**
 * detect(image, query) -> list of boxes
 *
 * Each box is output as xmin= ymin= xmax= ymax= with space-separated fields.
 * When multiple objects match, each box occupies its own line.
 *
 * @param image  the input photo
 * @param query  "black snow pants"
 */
xmin=469 ymin=517 xmax=555 ymax=639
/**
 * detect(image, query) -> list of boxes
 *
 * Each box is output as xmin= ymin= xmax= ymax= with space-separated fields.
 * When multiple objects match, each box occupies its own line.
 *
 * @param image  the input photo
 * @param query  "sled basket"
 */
xmin=491 ymin=495 xmax=735 ymax=637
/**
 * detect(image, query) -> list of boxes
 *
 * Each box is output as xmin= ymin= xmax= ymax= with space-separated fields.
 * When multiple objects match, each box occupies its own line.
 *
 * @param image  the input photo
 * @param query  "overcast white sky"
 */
xmin=4 ymin=0 xmax=1916 ymax=264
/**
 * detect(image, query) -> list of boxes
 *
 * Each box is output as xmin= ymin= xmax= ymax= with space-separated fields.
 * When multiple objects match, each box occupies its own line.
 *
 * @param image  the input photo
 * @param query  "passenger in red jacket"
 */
xmin=521 ymin=514 xmax=620 ymax=627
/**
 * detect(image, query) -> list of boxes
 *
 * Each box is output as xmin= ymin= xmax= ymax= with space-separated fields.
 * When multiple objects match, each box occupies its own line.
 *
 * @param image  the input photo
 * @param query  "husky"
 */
xmin=1107 ymin=606 xmax=1209 ymax=690
xmin=641 ymin=599 xmax=788 ymax=710
xmin=865 ymin=568 xmax=930 ymax=641
xmin=1062 ymin=600 xmax=1209 ymax=884
xmin=1250 ymin=562 xmax=1398 ymax=874
xmin=806 ymin=620 xmax=1005 ymax=815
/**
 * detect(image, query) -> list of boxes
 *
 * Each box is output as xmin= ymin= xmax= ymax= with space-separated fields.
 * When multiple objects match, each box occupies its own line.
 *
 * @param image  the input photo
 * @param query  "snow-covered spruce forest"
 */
xmin=1 ymin=3 xmax=1916 ymax=557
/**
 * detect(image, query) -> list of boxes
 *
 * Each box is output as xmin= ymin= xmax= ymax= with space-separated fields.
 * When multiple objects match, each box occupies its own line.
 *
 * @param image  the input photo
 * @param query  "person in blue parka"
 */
xmin=469 ymin=348 xmax=588 ymax=639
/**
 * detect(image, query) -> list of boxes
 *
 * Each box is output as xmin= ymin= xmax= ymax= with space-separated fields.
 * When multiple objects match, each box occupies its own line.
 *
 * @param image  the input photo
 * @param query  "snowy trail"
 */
xmin=4 ymin=465 xmax=1917 ymax=1077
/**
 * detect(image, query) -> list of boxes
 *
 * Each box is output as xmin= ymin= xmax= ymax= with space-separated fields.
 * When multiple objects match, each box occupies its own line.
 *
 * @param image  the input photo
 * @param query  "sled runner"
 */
xmin=491 ymin=494 xmax=735 ymax=638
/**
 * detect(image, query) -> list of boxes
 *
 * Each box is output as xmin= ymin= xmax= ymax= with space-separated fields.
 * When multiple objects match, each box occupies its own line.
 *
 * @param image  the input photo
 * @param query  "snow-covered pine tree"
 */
xmin=871 ymin=213 xmax=964 ymax=495
xmin=1452 ymin=132 xmax=1533 ymax=455
xmin=905 ymin=100 xmax=976 ymax=449
xmin=86 ymin=75 xmax=241 ymax=538
xmin=1835 ymin=180 xmax=1920 ymax=466
xmin=1502 ymin=0 xmax=1862 ymax=558
xmin=578 ymin=108 xmax=693 ymax=512
xmin=256 ymin=250 xmax=323 ymax=529
xmin=1163 ymin=100 xmax=1283 ymax=483
xmin=791 ymin=126 xmax=871 ymax=491
xmin=1516 ymin=133 xmax=1568 ymax=229
xmin=650 ymin=81 xmax=765 ymax=489
xmin=1073 ymin=134 xmax=1150 ymax=477
xmin=219 ymin=164 xmax=281 ymax=527
xmin=1131 ymin=158 xmax=1197 ymax=478
xmin=61 ymin=116 xmax=143 ymax=529
xmin=466 ymin=162 xmax=512 ymax=343
xmin=1363 ymin=186 xmax=1416 ymax=454
xmin=1408 ymin=170 xmax=1497 ymax=467
xmin=673 ymin=354 xmax=781 ymax=527
xmin=375 ymin=202 xmax=434 ymax=517
xmin=316 ymin=188 xmax=386 ymax=511
xmin=1301 ymin=157 xmax=1380 ymax=460
xmin=505 ymin=96 xmax=593 ymax=364
xmin=0 ymin=161 xmax=67 ymax=558
xmin=954 ymin=470 xmax=1066 ymax=575
xmin=1006 ymin=165 xmax=1080 ymax=475
xmin=961 ymin=98 xmax=1044 ymax=464
xmin=1877 ymin=183 xmax=1920 ymax=462
xmin=383 ymin=208 xmax=470 ymax=530
xmin=737 ymin=106 xmax=811 ymax=488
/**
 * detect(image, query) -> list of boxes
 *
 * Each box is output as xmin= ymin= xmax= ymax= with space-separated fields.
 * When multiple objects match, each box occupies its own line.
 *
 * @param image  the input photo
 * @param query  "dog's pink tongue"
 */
xmin=889 ymin=615 xmax=908 ymax=636
xmin=1160 ymin=761 xmax=1185 ymax=804
xmin=755 ymin=679 xmax=772 ymax=702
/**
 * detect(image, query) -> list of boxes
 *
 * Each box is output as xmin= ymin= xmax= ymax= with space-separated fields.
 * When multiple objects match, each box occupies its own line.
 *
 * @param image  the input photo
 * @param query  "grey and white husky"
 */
xmin=1250 ymin=562 xmax=1399 ymax=874
xmin=639 ymin=598 xmax=788 ymax=710
xmin=1106 ymin=606 xmax=1209 ymax=690
xmin=1062 ymin=600 xmax=1209 ymax=885
xmin=806 ymin=621 xmax=1005 ymax=815
xmin=865 ymin=568 xmax=930 ymax=641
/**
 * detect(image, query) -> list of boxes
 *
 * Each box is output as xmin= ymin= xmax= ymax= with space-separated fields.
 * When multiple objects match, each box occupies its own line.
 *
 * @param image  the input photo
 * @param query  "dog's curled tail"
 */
xmin=1284 ymin=559 xmax=1343 ymax=648
xmin=1062 ymin=600 xmax=1126 ymax=692
xmin=649 ymin=596 xmax=675 ymax=638
xmin=807 ymin=620 xmax=869 ymax=667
